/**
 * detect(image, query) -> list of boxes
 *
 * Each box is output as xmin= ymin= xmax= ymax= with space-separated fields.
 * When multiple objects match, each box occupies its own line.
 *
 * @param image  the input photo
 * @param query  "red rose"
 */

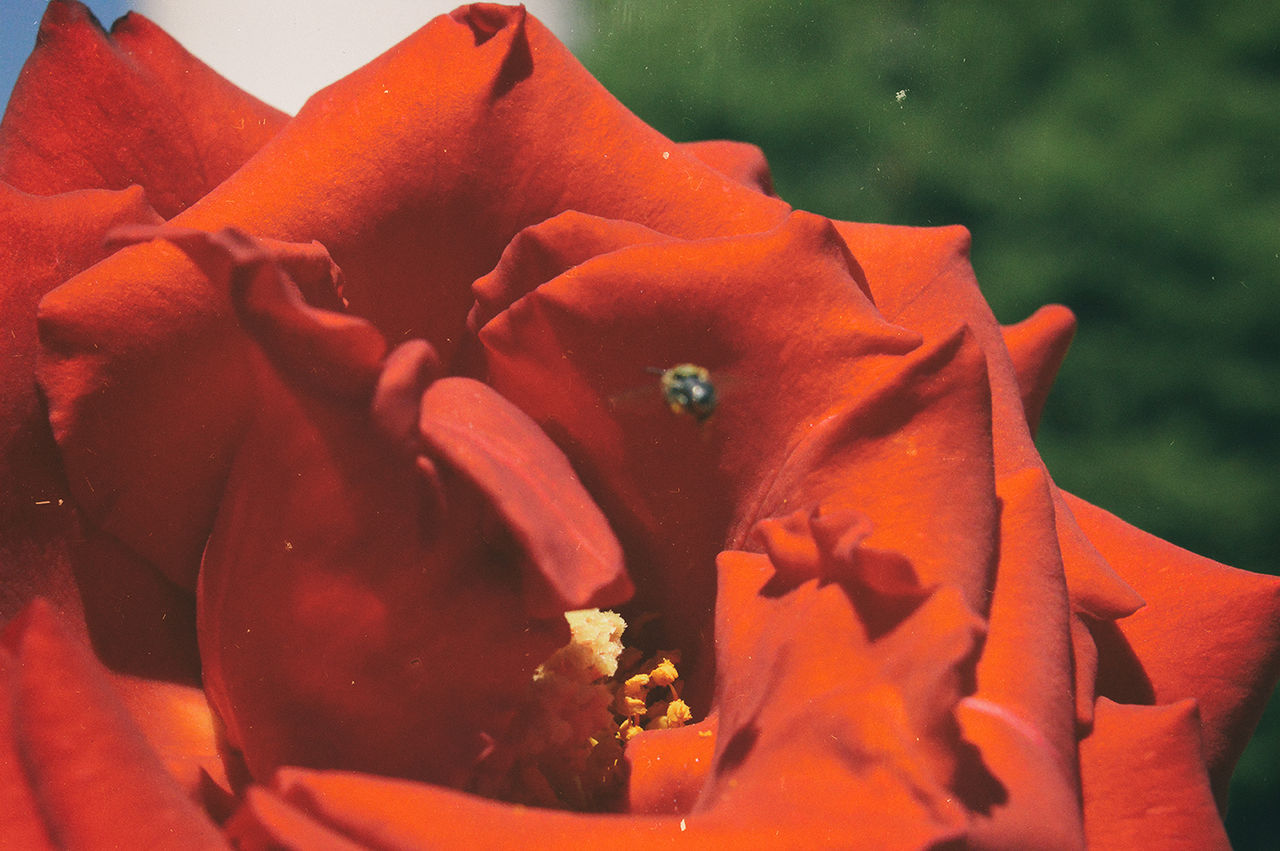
xmin=2 ymin=2 xmax=1277 ymax=848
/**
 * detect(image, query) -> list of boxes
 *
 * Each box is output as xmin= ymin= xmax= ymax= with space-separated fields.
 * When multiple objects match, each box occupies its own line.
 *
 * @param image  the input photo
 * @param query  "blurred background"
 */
xmin=3 ymin=1 xmax=1277 ymax=845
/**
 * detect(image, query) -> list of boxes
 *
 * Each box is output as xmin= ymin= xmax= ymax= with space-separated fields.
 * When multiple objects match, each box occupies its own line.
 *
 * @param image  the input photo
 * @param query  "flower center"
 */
xmin=469 ymin=609 xmax=692 ymax=811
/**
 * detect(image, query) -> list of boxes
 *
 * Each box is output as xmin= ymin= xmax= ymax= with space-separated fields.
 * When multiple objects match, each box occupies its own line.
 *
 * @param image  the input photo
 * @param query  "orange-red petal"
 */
xmin=1080 ymin=698 xmax=1230 ymax=849
xmin=1068 ymin=492 xmax=1280 ymax=800
xmin=1000 ymin=303 xmax=1076 ymax=435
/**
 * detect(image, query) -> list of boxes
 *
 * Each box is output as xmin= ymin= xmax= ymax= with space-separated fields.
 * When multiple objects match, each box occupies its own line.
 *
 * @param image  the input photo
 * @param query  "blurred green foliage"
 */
xmin=576 ymin=1 xmax=1278 ymax=846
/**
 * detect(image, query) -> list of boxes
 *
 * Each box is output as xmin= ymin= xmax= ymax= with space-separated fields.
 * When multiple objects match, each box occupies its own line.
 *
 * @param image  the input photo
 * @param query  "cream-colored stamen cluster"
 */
xmin=475 ymin=609 xmax=692 ymax=811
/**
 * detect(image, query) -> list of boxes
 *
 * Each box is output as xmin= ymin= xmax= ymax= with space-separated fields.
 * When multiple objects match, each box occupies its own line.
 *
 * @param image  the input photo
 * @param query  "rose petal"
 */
xmin=108 ymin=11 xmax=289 ymax=190
xmin=107 ymin=672 xmax=228 ymax=797
xmin=258 ymin=764 xmax=901 ymax=848
xmin=116 ymin=225 xmax=386 ymax=400
xmin=1051 ymin=487 xmax=1145 ymax=727
xmin=832 ymin=218 xmax=1146 ymax=737
xmin=976 ymin=468 xmax=1075 ymax=764
xmin=196 ymin=338 xmax=595 ymax=786
xmin=3 ymin=600 xmax=225 ymax=849
xmin=33 ymin=3 xmax=789 ymax=604
xmin=704 ymin=547 xmax=984 ymax=847
xmin=38 ymin=222 xmax=381 ymax=592
xmin=676 ymin=139 xmax=777 ymax=195
xmin=962 ymin=468 xmax=1084 ymax=849
xmin=1000 ymin=303 xmax=1076 ymax=435
xmin=1 ymin=183 xmax=158 ymax=618
xmin=224 ymin=501 xmax=991 ymax=845
xmin=479 ymin=211 xmax=926 ymax=696
xmin=625 ymin=717 xmax=717 ymax=815
xmin=371 ymin=339 xmax=443 ymax=452
xmin=0 ymin=1 xmax=286 ymax=215
xmin=832 ymin=222 xmax=1034 ymax=464
xmin=750 ymin=504 xmax=926 ymax=640
xmin=260 ymin=768 xmax=688 ymax=848
xmin=225 ymin=787 xmax=366 ymax=851
xmin=38 ymin=239 xmax=254 ymax=590
xmin=468 ymin=210 xmax=672 ymax=334
xmin=1067 ymin=492 xmax=1280 ymax=801
xmin=417 ymin=377 xmax=632 ymax=617
xmin=154 ymin=4 xmax=789 ymax=364
xmin=833 ymin=220 xmax=1142 ymax=601
xmin=1 ymin=183 xmax=203 ymax=685
xmin=745 ymin=323 xmax=999 ymax=615
xmin=1080 ymin=698 xmax=1230 ymax=850
xmin=0 ymin=647 xmax=56 ymax=850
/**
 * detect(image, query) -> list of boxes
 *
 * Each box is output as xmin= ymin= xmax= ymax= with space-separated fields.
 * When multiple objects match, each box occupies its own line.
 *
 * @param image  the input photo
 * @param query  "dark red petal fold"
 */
xmin=417 ymin=377 xmax=631 ymax=616
xmin=745 ymin=323 xmax=999 ymax=616
xmin=39 ymin=225 xmax=376 ymax=593
xmin=2 ymin=600 xmax=226 ymax=849
xmin=196 ymin=346 xmax=572 ymax=785
xmin=0 ymin=1 xmax=286 ymax=215
xmin=114 ymin=225 xmax=386 ymax=400
xmin=469 ymin=210 xmax=672 ymax=333
xmin=0 ymin=648 xmax=56 ymax=849
xmin=1 ymin=183 xmax=204 ymax=685
xmin=1 ymin=183 xmax=158 ymax=618
xmin=108 ymin=11 xmax=289 ymax=190
xmin=39 ymin=239 xmax=257 ymax=590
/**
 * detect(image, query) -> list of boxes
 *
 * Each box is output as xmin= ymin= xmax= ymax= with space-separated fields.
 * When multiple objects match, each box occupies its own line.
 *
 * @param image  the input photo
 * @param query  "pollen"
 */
xmin=470 ymin=609 xmax=693 ymax=812
xmin=648 ymin=658 xmax=679 ymax=688
xmin=650 ymin=698 xmax=694 ymax=730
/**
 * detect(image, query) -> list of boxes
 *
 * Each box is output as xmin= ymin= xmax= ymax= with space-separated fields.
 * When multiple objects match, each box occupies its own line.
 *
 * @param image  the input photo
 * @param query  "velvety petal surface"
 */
xmin=675 ymin=139 xmax=777 ymax=196
xmin=999 ymin=303 xmax=1076 ymax=436
xmin=39 ymin=235 xmax=264 ymax=591
xmin=1 ymin=600 xmax=226 ymax=849
xmin=832 ymin=220 xmax=1141 ymax=617
xmin=123 ymin=228 xmax=630 ymax=788
xmin=34 ymin=3 xmax=793 ymax=598
xmin=962 ymin=467 xmax=1083 ymax=849
xmin=0 ymin=1 xmax=287 ymax=216
xmin=476 ymin=211 xmax=1002 ymax=700
xmin=0 ymin=183 xmax=206 ymax=691
xmin=1079 ymin=698 xmax=1230 ymax=849
xmin=1 ymin=183 xmax=156 ymax=620
xmin=0 ymin=647 xmax=55 ymax=849
xmin=7 ymin=4 xmax=1276 ymax=846
xmin=1069 ymin=492 xmax=1280 ymax=800
xmin=698 ymin=543 xmax=988 ymax=847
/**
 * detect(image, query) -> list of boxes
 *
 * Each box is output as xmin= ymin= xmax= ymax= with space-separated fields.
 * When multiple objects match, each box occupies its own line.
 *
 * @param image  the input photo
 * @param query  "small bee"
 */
xmin=655 ymin=364 xmax=717 ymax=421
